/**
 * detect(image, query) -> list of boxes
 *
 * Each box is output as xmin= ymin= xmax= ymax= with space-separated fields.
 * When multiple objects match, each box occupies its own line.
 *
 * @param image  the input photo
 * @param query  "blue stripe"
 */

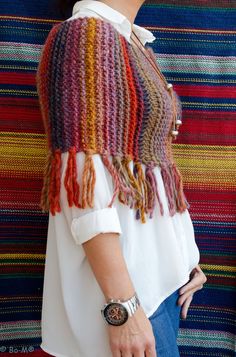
xmin=138 ymin=6 xmax=236 ymax=30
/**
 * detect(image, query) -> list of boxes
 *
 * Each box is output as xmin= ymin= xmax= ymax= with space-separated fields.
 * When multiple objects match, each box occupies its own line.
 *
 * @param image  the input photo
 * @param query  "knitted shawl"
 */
xmin=36 ymin=16 xmax=189 ymax=223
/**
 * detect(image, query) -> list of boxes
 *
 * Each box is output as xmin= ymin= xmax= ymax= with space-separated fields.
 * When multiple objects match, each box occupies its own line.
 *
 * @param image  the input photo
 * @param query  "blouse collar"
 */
xmin=72 ymin=0 xmax=156 ymax=45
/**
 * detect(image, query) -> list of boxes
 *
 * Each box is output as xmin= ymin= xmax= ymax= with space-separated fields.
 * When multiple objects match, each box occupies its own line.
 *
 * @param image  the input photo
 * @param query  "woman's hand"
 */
xmin=83 ymin=233 xmax=156 ymax=356
xmin=178 ymin=264 xmax=207 ymax=319
xmin=108 ymin=306 xmax=157 ymax=357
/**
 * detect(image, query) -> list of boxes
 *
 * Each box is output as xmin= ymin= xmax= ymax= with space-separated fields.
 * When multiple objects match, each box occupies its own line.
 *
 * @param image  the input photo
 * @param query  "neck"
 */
xmin=98 ymin=0 xmax=145 ymax=26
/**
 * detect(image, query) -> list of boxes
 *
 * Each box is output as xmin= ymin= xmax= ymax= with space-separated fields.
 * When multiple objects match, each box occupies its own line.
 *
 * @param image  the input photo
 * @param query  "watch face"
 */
xmin=103 ymin=303 xmax=129 ymax=326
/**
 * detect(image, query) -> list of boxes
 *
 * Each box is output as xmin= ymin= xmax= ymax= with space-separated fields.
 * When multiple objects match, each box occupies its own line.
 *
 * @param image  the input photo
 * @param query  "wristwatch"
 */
xmin=101 ymin=292 xmax=140 ymax=326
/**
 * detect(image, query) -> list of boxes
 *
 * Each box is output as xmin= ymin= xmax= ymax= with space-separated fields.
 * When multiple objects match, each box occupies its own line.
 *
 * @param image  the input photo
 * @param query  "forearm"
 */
xmin=82 ymin=233 xmax=135 ymax=301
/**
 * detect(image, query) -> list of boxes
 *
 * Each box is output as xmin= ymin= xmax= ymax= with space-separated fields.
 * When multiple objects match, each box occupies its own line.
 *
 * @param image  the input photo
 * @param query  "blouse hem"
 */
xmin=145 ymin=264 xmax=197 ymax=318
xmin=40 ymin=262 xmax=198 ymax=357
xmin=40 ymin=344 xmax=67 ymax=357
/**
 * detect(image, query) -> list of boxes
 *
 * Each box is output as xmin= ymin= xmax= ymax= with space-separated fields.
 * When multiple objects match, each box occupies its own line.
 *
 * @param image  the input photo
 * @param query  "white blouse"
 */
xmin=40 ymin=1 xmax=200 ymax=356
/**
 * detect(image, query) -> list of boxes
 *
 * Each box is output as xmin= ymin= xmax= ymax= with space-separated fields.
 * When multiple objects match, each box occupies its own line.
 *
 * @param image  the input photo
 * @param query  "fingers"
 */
xmin=145 ymin=345 xmax=157 ymax=357
xmin=179 ymin=269 xmax=207 ymax=296
xmin=177 ymin=266 xmax=207 ymax=315
xmin=112 ymin=350 xmax=121 ymax=357
xmin=112 ymin=344 xmax=156 ymax=357
xmin=121 ymin=352 xmax=133 ymax=357
xmin=178 ymin=284 xmax=200 ymax=306
xmin=180 ymin=295 xmax=193 ymax=319
xmin=179 ymin=275 xmax=201 ymax=295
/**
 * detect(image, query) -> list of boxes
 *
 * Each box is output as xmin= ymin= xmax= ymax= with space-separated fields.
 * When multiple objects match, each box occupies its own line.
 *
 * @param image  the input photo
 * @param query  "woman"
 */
xmin=36 ymin=1 xmax=207 ymax=356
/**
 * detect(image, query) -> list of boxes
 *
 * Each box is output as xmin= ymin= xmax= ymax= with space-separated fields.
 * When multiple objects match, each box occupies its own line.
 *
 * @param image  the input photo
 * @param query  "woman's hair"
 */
xmin=58 ymin=0 xmax=79 ymax=17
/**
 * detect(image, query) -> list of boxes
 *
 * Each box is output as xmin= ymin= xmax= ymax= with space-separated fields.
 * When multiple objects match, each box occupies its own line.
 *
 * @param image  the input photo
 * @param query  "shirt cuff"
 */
xmin=70 ymin=207 xmax=122 ymax=245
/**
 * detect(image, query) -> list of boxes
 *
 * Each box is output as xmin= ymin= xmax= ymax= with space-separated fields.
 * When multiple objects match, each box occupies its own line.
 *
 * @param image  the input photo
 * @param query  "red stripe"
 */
xmin=0 ymin=97 xmax=44 ymax=133
xmin=1 ymin=265 xmax=44 ymax=274
xmin=121 ymin=37 xmax=138 ymax=157
xmin=174 ymin=84 xmax=236 ymax=98
xmin=177 ymin=109 xmax=236 ymax=145
xmin=0 ymin=97 xmax=39 ymax=106
xmin=179 ymin=134 xmax=236 ymax=146
xmin=201 ymin=257 xmax=236 ymax=265
xmin=206 ymin=276 xmax=235 ymax=286
xmin=183 ymin=109 xmax=236 ymax=119
xmin=0 ymin=245 xmax=44 ymax=253
xmin=186 ymin=190 xmax=236 ymax=200
xmin=0 ymin=179 xmax=43 ymax=190
xmin=0 ymin=72 xmax=36 ymax=86
xmin=182 ymin=118 xmax=235 ymax=135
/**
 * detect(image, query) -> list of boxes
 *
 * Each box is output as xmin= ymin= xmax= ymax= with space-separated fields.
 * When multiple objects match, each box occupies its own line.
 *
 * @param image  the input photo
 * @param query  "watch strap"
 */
xmin=122 ymin=292 xmax=140 ymax=316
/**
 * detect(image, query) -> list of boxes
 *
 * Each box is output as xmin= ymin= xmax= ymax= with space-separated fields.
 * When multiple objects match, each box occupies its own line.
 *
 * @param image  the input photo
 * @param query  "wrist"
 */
xmin=101 ymin=292 xmax=140 ymax=326
xmin=105 ymin=290 xmax=136 ymax=302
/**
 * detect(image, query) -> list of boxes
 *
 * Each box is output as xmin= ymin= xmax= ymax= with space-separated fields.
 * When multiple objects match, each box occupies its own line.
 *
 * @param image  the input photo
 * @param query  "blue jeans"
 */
xmin=148 ymin=289 xmax=181 ymax=357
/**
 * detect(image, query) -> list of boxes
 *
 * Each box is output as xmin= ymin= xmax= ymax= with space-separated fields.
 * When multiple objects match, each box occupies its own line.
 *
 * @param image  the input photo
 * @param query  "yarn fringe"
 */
xmin=64 ymin=147 xmax=81 ymax=208
xmin=160 ymin=162 xmax=189 ymax=216
xmin=40 ymin=148 xmax=189 ymax=221
xmin=40 ymin=149 xmax=62 ymax=215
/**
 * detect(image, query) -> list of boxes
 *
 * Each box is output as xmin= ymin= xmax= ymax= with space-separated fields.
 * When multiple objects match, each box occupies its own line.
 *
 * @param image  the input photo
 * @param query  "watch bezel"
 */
xmin=102 ymin=302 xmax=129 ymax=326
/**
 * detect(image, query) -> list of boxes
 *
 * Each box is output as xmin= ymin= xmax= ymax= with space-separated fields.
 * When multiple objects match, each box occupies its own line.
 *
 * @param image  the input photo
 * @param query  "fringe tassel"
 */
xmin=40 ymin=150 xmax=52 ymax=212
xmin=102 ymin=155 xmax=146 ymax=223
xmin=64 ymin=147 xmax=81 ymax=208
xmin=101 ymin=154 xmax=121 ymax=207
xmin=145 ymin=164 xmax=164 ymax=218
xmin=41 ymin=148 xmax=188 ymax=221
xmin=160 ymin=162 xmax=189 ymax=216
xmin=133 ymin=162 xmax=149 ymax=223
xmin=48 ymin=149 xmax=62 ymax=215
xmin=81 ymin=152 xmax=96 ymax=208
xmin=121 ymin=157 xmax=147 ymax=223
xmin=160 ymin=162 xmax=176 ymax=216
xmin=112 ymin=156 xmax=137 ymax=206
xmin=171 ymin=162 xmax=189 ymax=212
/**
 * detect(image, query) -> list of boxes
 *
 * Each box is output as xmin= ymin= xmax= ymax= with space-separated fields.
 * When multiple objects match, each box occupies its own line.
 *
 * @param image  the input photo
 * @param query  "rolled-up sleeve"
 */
xmin=60 ymin=151 xmax=123 ymax=245
xmin=71 ymin=207 xmax=122 ymax=245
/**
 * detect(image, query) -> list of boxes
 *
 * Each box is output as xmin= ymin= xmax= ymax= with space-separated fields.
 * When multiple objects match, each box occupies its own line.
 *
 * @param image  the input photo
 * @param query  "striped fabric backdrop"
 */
xmin=0 ymin=1 xmax=235 ymax=356
xmin=138 ymin=1 xmax=236 ymax=356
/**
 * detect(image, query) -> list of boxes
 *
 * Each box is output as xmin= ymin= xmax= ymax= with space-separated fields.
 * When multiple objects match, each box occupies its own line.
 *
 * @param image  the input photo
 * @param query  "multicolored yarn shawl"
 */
xmin=36 ymin=16 xmax=189 ymax=223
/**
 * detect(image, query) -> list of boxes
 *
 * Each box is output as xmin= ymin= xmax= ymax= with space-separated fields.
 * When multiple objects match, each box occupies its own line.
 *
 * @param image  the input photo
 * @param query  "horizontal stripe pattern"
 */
xmin=0 ymin=3 xmax=57 ymax=353
xmin=138 ymin=2 xmax=236 ymax=356
xmin=0 ymin=1 xmax=235 ymax=356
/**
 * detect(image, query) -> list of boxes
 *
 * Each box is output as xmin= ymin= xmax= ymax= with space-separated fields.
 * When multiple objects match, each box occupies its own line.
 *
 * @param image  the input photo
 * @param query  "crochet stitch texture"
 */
xmin=36 ymin=16 xmax=189 ymax=223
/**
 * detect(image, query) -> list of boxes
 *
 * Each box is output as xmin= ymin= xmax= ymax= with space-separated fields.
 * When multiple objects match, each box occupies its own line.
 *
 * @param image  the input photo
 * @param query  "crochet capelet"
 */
xmin=36 ymin=16 xmax=189 ymax=224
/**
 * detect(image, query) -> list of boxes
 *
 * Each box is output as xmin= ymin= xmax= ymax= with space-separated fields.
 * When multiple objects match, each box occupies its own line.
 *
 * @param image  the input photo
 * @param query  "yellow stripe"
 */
xmin=0 ymin=262 xmax=45 ymax=266
xmin=85 ymin=18 xmax=97 ymax=150
xmin=174 ymin=144 xmax=235 ymax=150
xmin=159 ymin=37 xmax=236 ymax=44
xmin=0 ymin=15 xmax=60 ymax=23
xmin=182 ymin=102 xmax=236 ymax=108
xmin=0 ymin=25 xmax=48 ymax=32
xmin=0 ymin=254 xmax=45 ymax=259
xmin=147 ymin=26 xmax=236 ymax=35
xmin=168 ymin=77 xmax=236 ymax=84
xmin=201 ymin=264 xmax=236 ymax=272
xmin=205 ymin=273 xmax=235 ymax=278
xmin=173 ymin=145 xmax=236 ymax=186
xmin=0 ymin=65 xmax=36 ymax=71
xmin=0 ymin=133 xmax=46 ymax=173
xmin=0 ymin=132 xmax=45 ymax=139
xmin=0 ymin=89 xmax=37 ymax=96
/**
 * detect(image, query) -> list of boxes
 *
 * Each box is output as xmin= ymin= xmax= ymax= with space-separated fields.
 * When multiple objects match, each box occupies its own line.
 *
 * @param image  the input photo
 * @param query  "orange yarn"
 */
xmin=64 ymin=147 xmax=81 ymax=208
xmin=81 ymin=152 xmax=96 ymax=208
xmin=172 ymin=163 xmax=188 ymax=212
xmin=40 ymin=150 xmax=52 ymax=212
xmin=49 ymin=149 xmax=62 ymax=215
